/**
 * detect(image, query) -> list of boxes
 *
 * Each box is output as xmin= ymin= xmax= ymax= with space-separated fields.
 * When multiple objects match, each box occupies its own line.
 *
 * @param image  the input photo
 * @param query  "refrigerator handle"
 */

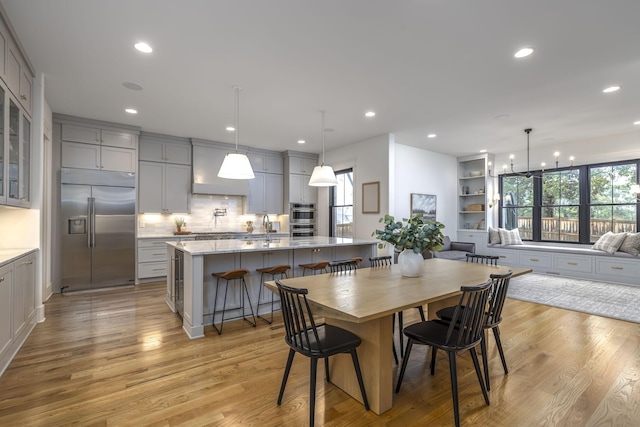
xmin=87 ymin=197 xmax=92 ymax=248
xmin=90 ymin=197 xmax=96 ymax=248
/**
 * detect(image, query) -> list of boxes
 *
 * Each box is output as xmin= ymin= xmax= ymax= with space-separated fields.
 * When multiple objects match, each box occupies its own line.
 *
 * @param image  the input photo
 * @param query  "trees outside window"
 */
xmin=589 ymin=163 xmax=637 ymax=240
xmin=501 ymin=175 xmax=533 ymax=239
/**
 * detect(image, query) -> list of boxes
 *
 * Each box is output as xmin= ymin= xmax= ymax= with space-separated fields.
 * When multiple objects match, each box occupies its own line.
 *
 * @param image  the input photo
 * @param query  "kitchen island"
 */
xmin=165 ymin=236 xmax=378 ymax=338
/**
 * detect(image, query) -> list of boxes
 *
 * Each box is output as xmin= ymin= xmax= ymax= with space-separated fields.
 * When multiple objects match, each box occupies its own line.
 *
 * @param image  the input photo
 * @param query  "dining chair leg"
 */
xmin=470 ymin=347 xmax=490 ymax=405
xmin=447 ymin=351 xmax=461 ymax=427
xmin=481 ymin=330 xmax=490 ymax=390
xmin=430 ymin=346 xmax=438 ymax=375
xmin=350 ymin=349 xmax=370 ymax=411
xmin=398 ymin=311 xmax=404 ymax=358
xmin=418 ymin=305 xmax=426 ymax=321
xmin=392 ymin=341 xmax=399 ymax=365
xmin=310 ymin=357 xmax=318 ymax=427
xmin=392 ymin=313 xmax=399 ymax=364
xmin=395 ymin=339 xmax=414 ymax=393
xmin=278 ymin=349 xmax=295 ymax=405
xmin=492 ymin=326 xmax=509 ymax=374
xmin=325 ymin=357 xmax=331 ymax=383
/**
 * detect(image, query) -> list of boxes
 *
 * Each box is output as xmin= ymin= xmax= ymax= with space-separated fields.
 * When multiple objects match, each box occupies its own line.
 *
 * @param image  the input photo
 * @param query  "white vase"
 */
xmin=397 ymin=249 xmax=424 ymax=277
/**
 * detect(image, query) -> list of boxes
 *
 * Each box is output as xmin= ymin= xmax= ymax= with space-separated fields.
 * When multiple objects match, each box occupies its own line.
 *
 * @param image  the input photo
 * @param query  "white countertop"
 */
xmin=0 ymin=248 xmax=38 ymax=266
xmin=166 ymin=236 xmax=378 ymax=255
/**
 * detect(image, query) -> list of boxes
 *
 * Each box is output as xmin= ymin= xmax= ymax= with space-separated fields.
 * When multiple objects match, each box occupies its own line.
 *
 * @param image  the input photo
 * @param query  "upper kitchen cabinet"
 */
xmin=248 ymin=152 xmax=283 ymax=174
xmin=245 ymin=149 xmax=284 ymax=214
xmin=191 ymin=139 xmax=250 ymax=196
xmin=139 ymin=132 xmax=191 ymax=165
xmin=56 ymin=115 xmax=140 ymax=174
xmin=284 ymin=151 xmax=318 ymax=205
xmin=0 ymin=15 xmax=34 ymax=117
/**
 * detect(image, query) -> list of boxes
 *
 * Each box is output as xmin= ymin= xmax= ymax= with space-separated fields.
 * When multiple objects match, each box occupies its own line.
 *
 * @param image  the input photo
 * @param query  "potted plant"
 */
xmin=372 ymin=214 xmax=445 ymax=277
xmin=174 ymin=216 xmax=186 ymax=233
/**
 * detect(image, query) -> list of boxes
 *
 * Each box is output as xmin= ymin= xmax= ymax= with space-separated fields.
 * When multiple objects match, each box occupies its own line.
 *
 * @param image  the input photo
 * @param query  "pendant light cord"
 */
xmin=234 ymin=86 xmax=240 ymax=153
xmin=321 ymin=110 xmax=326 ymax=166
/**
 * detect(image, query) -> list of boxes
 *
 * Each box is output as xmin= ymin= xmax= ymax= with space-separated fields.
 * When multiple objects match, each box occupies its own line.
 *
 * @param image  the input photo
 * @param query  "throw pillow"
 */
xmin=441 ymin=236 xmax=452 ymax=251
xmin=488 ymin=227 xmax=501 ymax=245
xmin=592 ymin=232 xmax=627 ymax=254
xmin=618 ymin=232 xmax=640 ymax=256
xmin=499 ymin=228 xmax=523 ymax=246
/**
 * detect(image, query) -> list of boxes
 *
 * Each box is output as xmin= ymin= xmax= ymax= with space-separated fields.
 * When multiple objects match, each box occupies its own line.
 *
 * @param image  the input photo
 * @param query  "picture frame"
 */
xmin=362 ymin=181 xmax=380 ymax=214
xmin=410 ymin=193 xmax=437 ymax=221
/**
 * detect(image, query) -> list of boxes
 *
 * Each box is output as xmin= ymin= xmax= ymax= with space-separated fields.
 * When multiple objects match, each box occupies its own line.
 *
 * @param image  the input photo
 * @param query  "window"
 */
xmin=589 ymin=163 xmax=637 ymax=240
xmin=500 ymin=175 xmax=533 ymax=239
xmin=541 ymin=169 xmax=580 ymax=242
xmin=330 ymin=169 xmax=353 ymax=238
xmin=499 ymin=160 xmax=639 ymax=244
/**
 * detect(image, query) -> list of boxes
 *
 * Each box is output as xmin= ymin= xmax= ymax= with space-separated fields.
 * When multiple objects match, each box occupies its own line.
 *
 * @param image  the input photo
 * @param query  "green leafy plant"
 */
xmin=174 ymin=216 xmax=186 ymax=228
xmin=372 ymin=214 xmax=445 ymax=254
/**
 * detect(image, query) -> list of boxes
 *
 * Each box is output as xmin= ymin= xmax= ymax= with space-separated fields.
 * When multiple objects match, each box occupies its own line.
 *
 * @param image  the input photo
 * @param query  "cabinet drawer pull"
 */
xmin=24 ymin=261 xmax=33 ymax=265
xmin=611 ymin=266 xmax=624 ymax=270
xmin=20 ymin=94 xmax=26 ymax=100
xmin=530 ymin=258 xmax=539 ymax=262
xmin=153 ymin=253 xmax=165 ymax=256
xmin=567 ymin=262 xmax=578 ymax=265
xmin=152 ymin=268 xmax=165 ymax=272
xmin=499 ymin=255 xmax=506 ymax=258
xmin=0 ymin=277 xmax=4 ymax=282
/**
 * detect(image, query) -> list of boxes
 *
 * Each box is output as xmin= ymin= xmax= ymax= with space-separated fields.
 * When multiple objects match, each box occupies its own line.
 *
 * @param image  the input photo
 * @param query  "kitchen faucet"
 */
xmin=262 ymin=214 xmax=271 ymax=242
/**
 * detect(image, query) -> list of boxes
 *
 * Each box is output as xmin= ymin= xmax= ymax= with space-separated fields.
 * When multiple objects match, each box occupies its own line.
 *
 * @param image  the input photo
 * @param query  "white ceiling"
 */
xmin=2 ymin=0 xmax=640 ymax=158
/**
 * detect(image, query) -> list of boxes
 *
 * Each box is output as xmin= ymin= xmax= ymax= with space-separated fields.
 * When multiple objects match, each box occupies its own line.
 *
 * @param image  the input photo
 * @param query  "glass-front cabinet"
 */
xmin=0 ymin=81 xmax=31 ymax=208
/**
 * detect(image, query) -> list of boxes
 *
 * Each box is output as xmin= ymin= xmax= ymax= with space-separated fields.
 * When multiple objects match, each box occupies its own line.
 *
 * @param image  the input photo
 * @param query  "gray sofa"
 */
xmin=427 ymin=236 xmax=475 ymax=261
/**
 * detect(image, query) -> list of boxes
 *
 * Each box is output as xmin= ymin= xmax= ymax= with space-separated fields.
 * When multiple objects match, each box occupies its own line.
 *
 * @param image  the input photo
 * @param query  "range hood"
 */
xmin=191 ymin=140 xmax=250 ymax=195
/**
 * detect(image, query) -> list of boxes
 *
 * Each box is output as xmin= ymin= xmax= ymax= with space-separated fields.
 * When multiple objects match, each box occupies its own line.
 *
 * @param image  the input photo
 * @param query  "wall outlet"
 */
xmin=139 ymin=221 xmax=145 ymax=228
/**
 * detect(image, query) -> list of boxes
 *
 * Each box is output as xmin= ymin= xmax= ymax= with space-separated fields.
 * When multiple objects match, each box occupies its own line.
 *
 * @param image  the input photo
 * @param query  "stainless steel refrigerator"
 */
xmin=61 ymin=169 xmax=135 ymax=292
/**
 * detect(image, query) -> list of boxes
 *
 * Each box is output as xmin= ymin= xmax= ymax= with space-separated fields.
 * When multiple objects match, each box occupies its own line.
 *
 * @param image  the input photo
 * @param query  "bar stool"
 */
xmin=256 ymin=264 xmax=291 ymax=324
xmin=211 ymin=268 xmax=256 ymax=334
xmin=299 ymin=261 xmax=329 ymax=276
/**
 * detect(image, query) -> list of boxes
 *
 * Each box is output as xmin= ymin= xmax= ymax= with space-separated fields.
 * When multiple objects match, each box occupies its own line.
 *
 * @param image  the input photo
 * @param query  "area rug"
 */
xmin=507 ymin=273 xmax=640 ymax=323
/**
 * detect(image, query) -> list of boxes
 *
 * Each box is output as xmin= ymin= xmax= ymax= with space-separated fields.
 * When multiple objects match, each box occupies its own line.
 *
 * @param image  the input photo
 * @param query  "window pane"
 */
xmin=590 ymin=164 xmax=637 ymax=204
xmin=333 ymin=206 xmax=353 ymax=238
xmin=501 ymin=207 xmax=532 ymax=239
xmin=541 ymin=206 xmax=579 ymax=242
xmin=542 ymin=170 xmax=579 ymax=206
xmin=502 ymin=176 xmax=533 ymax=206
xmin=330 ymin=169 xmax=354 ymax=238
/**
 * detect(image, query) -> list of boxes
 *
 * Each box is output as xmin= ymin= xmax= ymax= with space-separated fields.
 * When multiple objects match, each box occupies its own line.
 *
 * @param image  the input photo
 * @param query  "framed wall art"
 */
xmin=362 ymin=181 xmax=380 ymax=214
xmin=410 ymin=193 xmax=436 ymax=221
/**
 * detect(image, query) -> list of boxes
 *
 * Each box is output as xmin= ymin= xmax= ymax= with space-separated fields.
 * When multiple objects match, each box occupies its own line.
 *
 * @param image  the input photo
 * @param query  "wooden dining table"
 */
xmin=265 ymin=257 xmax=532 ymax=415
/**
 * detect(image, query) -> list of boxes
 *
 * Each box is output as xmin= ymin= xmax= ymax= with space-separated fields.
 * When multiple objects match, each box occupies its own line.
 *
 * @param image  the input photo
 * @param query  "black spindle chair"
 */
xmin=466 ymin=253 xmax=499 ymax=266
xmin=275 ymin=280 xmax=370 ymax=426
xmin=396 ymin=279 xmax=493 ymax=427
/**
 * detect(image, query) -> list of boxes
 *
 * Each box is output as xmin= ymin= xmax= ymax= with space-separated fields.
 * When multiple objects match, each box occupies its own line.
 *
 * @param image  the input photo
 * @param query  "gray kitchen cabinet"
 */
xmin=5 ymin=94 xmax=31 ymax=208
xmin=3 ymin=32 xmax=32 ymax=116
xmin=288 ymin=173 xmax=316 ymax=204
xmin=139 ymin=133 xmax=191 ymax=165
xmin=248 ymin=152 xmax=283 ymax=174
xmin=0 ymin=262 xmax=13 ymax=356
xmin=62 ymin=124 xmax=136 ymax=149
xmin=13 ymin=252 xmax=35 ymax=338
xmin=288 ymin=156 xmax=317 ymax=175
xmin=291 ymin=247 xmax=332 ymax=277
xmin=137 ymin=237 xmax=194 ymax=281
xmin=246 ymin=172 xmax=283 ymax=214
xmin=61 ymin=141 xmax=136 ymax=173
xmin=138 ymin=161 xmax=190 ymax=214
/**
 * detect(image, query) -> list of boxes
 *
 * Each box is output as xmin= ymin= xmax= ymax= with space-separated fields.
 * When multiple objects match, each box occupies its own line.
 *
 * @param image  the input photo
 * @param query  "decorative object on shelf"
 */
xmin=372 ymin=214 xmax=445 ymax=277
xmin=488 ymin=128 xmax=575 ymax=178
xmin=466 ymin=203 xmax=485 ymax=211
xmin=410 ymin=193 xmax=437 ymax=221
xmin=246 ymin=220 xmax=254 ymax=233
xmin=308 ymin=110 xmax=338 ymax=187
xmin=489 ymin=192 xmax=500 ymax=208
xmin=174 ymin=216 xmax=186 ymax=232
xmin=469 ymin=170 xmax=482 ymax=177
xmin=362 ymin=181 xmax=380 ymax=213
xmin=218 ymin=86 xmax=255 ymax=180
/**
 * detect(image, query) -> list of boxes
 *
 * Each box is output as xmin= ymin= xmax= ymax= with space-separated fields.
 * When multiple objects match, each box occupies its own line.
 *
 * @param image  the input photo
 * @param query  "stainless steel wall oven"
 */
xmin=290 ymin=203 xmax=317 ymax=236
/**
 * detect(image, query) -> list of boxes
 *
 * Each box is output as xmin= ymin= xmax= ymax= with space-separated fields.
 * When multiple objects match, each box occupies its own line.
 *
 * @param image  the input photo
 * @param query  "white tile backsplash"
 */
xmin=137 ymin=194 xmax=289 ymax=237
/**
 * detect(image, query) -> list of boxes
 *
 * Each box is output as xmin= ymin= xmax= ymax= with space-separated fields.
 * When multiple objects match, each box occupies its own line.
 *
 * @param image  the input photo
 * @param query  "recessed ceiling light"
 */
xmin=479 ymin=149 xmax=487 ymax=153
xmin=514 ymin=47 xmax=534 ymax=58
xmin=634 ymin=120 xmax=640 ymax=125
xmin=122 ymin=81 xmax=143 ymax=91
xmin=603 ymin=85 xmax=621 ymax=93
xmin=297 ymin=140 xmax=306 ymax=144
xmin=226 ymin=126 xmax=235 ymax=132
xmin=134 ymin=42 xmax=153 ymax=53
xmin=427 ymin=134 xmax=437 ymax=138
xmin=125 ymin=108 xmax=138 ymax=114
xmin=365 ymin=111 xmax=376 ymax=118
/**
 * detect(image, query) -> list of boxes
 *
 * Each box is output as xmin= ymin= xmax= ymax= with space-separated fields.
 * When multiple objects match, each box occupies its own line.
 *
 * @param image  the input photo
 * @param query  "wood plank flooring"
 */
xmin=1 ymin=282 xmax=639 ymax=426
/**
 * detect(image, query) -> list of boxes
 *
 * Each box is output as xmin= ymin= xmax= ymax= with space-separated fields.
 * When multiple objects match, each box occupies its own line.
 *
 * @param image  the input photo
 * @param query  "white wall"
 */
xmin=320 ymin=134 xmax=391 ymax=241
xmin=392 ymin=143 xmax=458 ymax=236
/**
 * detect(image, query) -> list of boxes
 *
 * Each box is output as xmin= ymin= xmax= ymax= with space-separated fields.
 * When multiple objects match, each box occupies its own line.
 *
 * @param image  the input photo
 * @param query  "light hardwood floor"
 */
xmin=1 ymin=282 xmax=639 ymax=426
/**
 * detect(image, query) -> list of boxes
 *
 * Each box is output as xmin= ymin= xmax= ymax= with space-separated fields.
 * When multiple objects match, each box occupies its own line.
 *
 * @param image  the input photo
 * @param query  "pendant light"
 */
xmin=218 ymin=86 xmax=255 ymax=179
xmin=308 ymin=110 xmax=338 ymax=187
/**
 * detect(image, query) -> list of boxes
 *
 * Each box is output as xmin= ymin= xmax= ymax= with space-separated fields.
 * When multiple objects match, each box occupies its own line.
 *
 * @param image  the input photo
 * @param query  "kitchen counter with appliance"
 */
xmin=165 ymin=236 xmax=378 ymax=338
